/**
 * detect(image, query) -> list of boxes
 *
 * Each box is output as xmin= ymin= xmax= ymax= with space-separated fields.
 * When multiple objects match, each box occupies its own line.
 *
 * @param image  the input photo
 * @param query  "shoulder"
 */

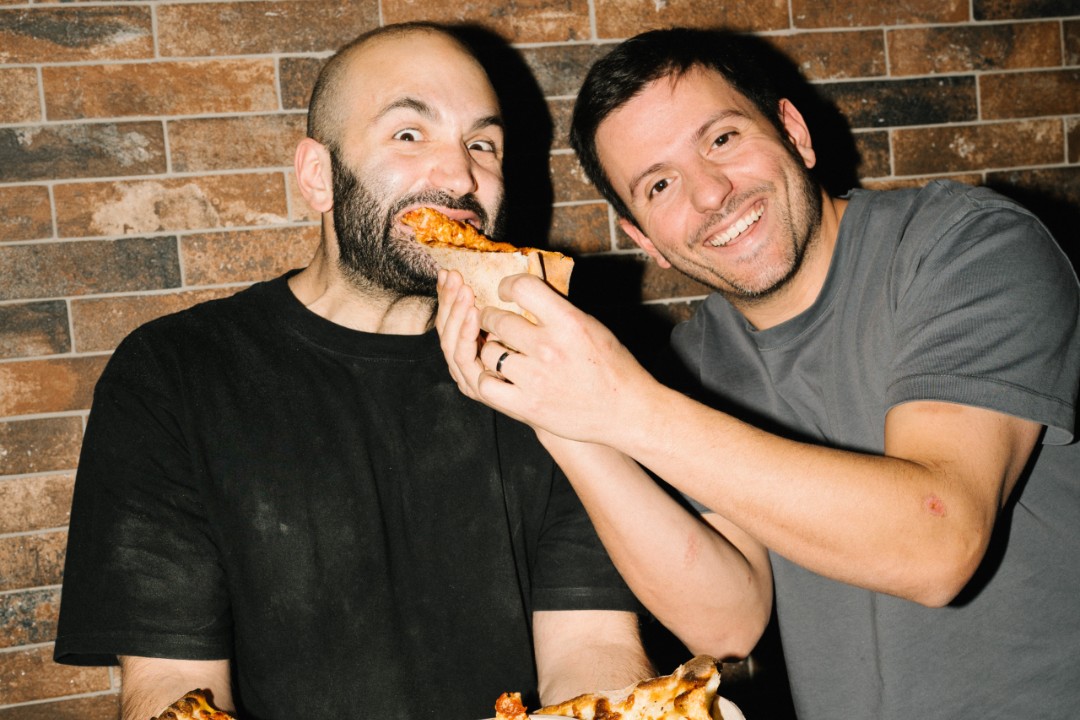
xmin=853 ymin=180 xmax=1057 ymax=255
xmin=849 ymin=182 xmax=1074 ymax=298
xmin=101 ymin=277 xmax=286 ymax=387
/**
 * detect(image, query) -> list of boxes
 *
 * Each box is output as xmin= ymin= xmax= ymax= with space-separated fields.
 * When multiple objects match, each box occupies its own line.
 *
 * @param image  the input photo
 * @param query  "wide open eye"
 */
xmin=393 ymin=129 xmax=422 ymax=142
xmin=467 ymin=139 xmax=497 ymax=153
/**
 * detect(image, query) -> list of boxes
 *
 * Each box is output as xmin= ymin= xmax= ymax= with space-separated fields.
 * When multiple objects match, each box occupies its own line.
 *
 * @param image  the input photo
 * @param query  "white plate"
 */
xmin=713 ymin=695 xmax=747 ymax=720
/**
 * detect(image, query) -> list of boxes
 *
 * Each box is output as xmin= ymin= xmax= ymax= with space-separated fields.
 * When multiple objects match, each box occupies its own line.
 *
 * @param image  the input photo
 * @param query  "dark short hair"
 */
xmin=569 ymin=28 xmax=788 ymax=226
xmin=307 ymin=22 xmax=481 ymax=152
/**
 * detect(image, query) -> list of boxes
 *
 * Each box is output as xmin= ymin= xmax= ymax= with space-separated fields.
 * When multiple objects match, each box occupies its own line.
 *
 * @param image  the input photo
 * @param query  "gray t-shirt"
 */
xmin=671 ymin=181 xmax=1080 ymax=719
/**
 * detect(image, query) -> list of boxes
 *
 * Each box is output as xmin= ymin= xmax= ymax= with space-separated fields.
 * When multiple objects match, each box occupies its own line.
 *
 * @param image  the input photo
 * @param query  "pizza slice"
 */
xmin=401 ymin=207 xmax=574 ymax=319
xmin=150 ymin=689 xmax=235 ymax=720
xmin=494 ymin=655 xmax=744 ymax=720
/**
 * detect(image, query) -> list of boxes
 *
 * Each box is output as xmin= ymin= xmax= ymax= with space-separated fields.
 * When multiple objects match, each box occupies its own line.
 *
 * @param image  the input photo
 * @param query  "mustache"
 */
xmin=386 ymin=190 xmax=489 ymax=233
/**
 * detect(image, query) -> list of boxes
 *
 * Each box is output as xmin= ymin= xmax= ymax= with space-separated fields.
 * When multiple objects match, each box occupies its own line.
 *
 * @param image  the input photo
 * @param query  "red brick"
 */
xmin=819 ymin=76 xmax=977 ymax=129
xmin=0 ymin=301 xmax=71 ymax=359
xmin=980 ymin=69 xmax=1080 ymax=119
xmin=0 ymin=122 xmax=167 ymax=183
xmin=548 ymin=99 xmax=574 ymax=151
xmin=181 ymin=226 xmax=320 ymax=286
xmin=893 ymin=120 xmax=1063 ymax=175
xmin=0 ymin=186 xmax=51 ymax=243
xmin=549 ymin=203 xmax=612 ymax=255
xmin=0 ymin=646 xmax=111 ymax=705
xmin=1069 ymin=118 xmax=1079 ymax=164
xmin=0 ymin=237 xmax=180 ymax=301
xmin=0 ymin=694 xmax=120 ymax=720
xmin=974 ymin=0 xmax=1079 ymax=21
xmin=518 ymin=44 xmax=613 ymax=98
xmin=169 ymin=114 xmax=305 ymax=173
xmin=1066 ymin=20 xmax=1080 ymax=66
xmin=0 ymin=473 xmax=74 ymax=535
xmin=71 ymin=289 xmax=239 ymax=354
xmin=0 ymin=588 xmax=62 ymax=649
xmin=158 ymin=0 xmax=377 ymax=56
xmin=596 ymin=0 xmax=787 ymax=39
xmin=888 ymin=22 xmax=1060 ymax=76
xmin=0 ymin=356 xmax=108 ymax=417
xmin=54 ymin=174 xmax=288 ymax=238
xmin=384 ymin=0 xmax=589 ymax=43
xmin=551 ymin=152 xmax=601 ymax=204
xmin=0 ymin=67 xmax=39 ymax=124
xmin=771 ymin=31 xmax=887 ymax=81
xmin=281 ymin=56 xmax=323 ymax=111
xmin=43 ymin=60 xmax=278 ymax=120
xmin=0 ymin=6 xmax=153 ymax=64
xmin=861 ymin=175 xmax=983 ymax=190
xmin=0 ymin=531 xmax=66 ymax=592
xmin=852 ymin=130 xmax=892 ymax=180
xmin=793 ymin=0 xmax=968 ymax=28
xmin=0 ymin=418 xmax=83 ymax=477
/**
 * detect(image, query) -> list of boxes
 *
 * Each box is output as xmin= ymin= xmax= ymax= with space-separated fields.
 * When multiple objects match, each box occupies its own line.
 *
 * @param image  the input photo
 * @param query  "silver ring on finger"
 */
xmin=495 ymin=350 xmax=512 ymax=374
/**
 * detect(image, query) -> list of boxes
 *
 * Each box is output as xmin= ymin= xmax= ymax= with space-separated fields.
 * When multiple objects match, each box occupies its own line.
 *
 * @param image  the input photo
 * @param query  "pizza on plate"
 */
xmin=494 ymin=655 xmax=746 ymax=720
xmin=150 ymin=689 xmax=234 ymax=720
xmin=401 ymin=207 xmax=574 ymax=319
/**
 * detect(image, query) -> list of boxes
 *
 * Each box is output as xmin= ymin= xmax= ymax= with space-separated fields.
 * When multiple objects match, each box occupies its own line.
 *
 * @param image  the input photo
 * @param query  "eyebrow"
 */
xmin=625 ymin=108 xmax=750 ymax=198
xmin=374 ymin=96 xmax=504 ymax=134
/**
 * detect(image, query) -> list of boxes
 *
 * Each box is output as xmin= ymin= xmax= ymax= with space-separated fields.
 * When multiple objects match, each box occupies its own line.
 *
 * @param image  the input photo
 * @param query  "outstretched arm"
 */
xmin=435 ymin=271 xmax=1041 ymax=608
xmin=436 ymin=272 xmax=771 ymax=658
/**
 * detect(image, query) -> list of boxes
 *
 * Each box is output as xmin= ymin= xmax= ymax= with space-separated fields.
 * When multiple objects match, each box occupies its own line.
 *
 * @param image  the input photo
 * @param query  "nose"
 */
xmin=428 ymin=142 xmax=479 ymax=197
xmin=686 ymin=159 xmax=731 ymax=214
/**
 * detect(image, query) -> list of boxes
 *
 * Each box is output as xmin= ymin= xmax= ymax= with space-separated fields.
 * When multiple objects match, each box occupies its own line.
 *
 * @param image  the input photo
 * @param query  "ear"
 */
xmin=294 ymin=137 xmax=335 ymax=214
xmin=779 ymin=99 xmax=816 ymax=170
xmin=617 ymin=217 xmax=672 ymax=269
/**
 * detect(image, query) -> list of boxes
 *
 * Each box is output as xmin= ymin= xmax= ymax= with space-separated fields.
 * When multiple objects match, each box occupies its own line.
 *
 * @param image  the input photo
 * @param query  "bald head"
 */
xmin=307 ymin=23 xmax=487 ymax=153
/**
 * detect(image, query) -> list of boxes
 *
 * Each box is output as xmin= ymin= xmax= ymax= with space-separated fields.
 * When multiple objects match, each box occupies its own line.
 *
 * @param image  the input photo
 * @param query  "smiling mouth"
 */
xmin=707 ymin=203 xmax=764 ymax=247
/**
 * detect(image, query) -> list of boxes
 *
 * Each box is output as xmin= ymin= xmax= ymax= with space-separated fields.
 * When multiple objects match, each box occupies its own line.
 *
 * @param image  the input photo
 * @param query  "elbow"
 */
xmin=905 ymin=526 xmax=990 ymax=608
xmin=683 ymin=604 xmax=771 ymax=662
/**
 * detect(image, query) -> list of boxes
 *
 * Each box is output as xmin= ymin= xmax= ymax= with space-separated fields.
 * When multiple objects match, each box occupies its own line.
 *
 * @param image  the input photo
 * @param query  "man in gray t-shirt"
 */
xmin=436 ymin=27 xmax=1079 ymax=720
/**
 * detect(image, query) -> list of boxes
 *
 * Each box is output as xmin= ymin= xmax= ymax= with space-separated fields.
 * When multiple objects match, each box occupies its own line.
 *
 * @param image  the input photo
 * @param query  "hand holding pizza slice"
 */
xmin=402 ymin=207 xmax=574 ymax=320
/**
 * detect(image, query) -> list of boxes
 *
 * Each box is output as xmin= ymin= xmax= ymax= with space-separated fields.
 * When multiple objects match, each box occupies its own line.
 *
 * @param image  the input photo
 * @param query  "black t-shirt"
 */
xmin=55 ymin=272 xmax=639 ymax=719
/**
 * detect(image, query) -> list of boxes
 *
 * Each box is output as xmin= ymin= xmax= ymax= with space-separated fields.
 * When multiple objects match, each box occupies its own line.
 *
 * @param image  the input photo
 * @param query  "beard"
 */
xmin=329 ymin=149 xmax=506 ymax=299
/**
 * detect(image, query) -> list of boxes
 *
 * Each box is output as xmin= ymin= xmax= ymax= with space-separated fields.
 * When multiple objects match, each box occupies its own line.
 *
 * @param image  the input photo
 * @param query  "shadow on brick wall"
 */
xmin=453 ymin=24 xmax=556 ymax=250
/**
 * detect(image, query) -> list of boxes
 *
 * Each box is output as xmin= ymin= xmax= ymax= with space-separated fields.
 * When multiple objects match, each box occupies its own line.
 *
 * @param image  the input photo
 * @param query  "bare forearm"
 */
xmin=533 ymin=610 xmax=652 ymax=705
xmin=119 ymin=657 xmax=233 ymax=720
xmin=606 ymin=383 xmax=1034 ymax=604
xmin=540 ymin=433 xmax=771 ymax=658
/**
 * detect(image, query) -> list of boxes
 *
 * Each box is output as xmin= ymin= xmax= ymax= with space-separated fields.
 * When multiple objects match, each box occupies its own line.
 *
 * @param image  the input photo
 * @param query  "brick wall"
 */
xmin=1 ymin=0 xmax=1077 ymax=716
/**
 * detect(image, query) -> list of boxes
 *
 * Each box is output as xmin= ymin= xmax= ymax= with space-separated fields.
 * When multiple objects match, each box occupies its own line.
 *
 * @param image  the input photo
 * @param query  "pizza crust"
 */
xmin=150 ymin=689 xmax=234 ymax=720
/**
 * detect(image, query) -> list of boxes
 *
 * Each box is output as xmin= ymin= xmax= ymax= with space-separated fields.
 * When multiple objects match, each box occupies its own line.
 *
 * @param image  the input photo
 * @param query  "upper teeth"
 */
xmin=709 ymin=205 xmax=763 ymax=247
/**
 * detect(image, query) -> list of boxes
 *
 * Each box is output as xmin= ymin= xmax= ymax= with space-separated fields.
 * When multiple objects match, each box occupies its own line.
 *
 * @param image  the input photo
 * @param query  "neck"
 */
xmin=736 ymin=193 xmax=847 ymax=331
xmin=289 ymin=242 xmax=436 ymax=335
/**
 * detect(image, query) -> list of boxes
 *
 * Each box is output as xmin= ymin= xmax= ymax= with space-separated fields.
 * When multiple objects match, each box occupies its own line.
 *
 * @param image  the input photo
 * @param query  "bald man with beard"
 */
xmin=54 ymin=23 xmax=650 ymax=720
